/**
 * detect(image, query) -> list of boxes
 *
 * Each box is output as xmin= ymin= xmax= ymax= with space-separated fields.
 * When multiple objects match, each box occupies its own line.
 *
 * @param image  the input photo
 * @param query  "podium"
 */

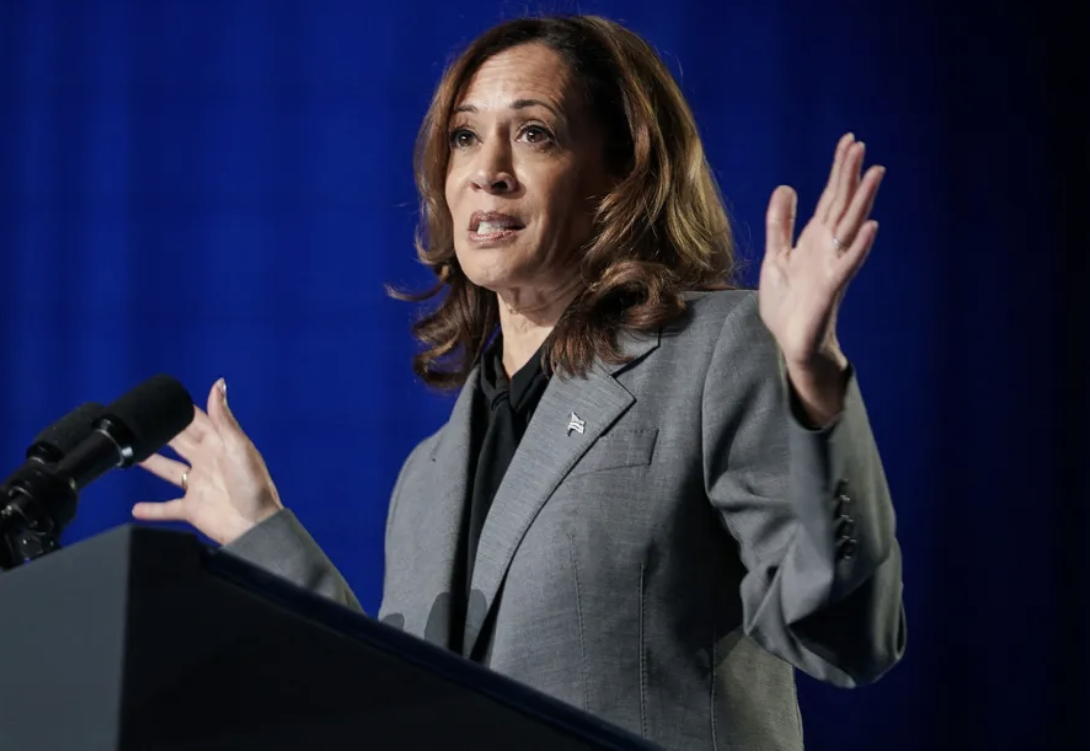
xmin=0 ymin=525 xmax=658 ymax=750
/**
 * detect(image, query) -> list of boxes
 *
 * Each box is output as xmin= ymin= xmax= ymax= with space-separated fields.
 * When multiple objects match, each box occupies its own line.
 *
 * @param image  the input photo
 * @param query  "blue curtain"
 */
xmin=1 ymin=0 xmax=1085 ymax=748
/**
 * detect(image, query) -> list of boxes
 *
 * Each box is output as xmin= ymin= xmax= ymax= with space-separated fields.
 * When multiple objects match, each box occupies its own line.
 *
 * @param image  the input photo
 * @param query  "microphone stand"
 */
xmin=0 ymin=464 xmax=75 ymax=571
xmin=0 ymin=529 xmax=60 ymax=570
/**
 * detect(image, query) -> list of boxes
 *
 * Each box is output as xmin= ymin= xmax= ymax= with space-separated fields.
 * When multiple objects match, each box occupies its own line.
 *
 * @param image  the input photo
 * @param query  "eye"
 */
xmin=449 ymin=127 xmax=476 ymax=149
xmin=521 ymin=125 xmax=554 ymax=145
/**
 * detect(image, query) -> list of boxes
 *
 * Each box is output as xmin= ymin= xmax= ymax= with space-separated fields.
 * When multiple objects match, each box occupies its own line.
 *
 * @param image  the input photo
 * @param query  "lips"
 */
xmin=469 ymin=211 xmax=525 ymax=233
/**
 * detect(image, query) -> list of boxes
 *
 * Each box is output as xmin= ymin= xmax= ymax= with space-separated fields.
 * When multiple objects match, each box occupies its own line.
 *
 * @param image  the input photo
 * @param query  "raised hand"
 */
xmin=759 ymin=133 xmax=884 ymax=370
xmin=134 ymin=379 xmax=283 ymax=545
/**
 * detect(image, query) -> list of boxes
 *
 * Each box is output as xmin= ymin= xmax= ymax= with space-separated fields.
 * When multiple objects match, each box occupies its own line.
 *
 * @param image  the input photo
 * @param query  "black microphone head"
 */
xmin=27 ymin=402 xmax=106 ymax=463
xmin=102 ymin=375 xmax=195 ymax=465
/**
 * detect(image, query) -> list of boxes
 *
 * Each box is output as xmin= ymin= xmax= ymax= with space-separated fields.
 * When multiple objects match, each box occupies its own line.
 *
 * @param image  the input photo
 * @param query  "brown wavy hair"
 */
xmin=393 ymin=14 xmax=738 ymax=390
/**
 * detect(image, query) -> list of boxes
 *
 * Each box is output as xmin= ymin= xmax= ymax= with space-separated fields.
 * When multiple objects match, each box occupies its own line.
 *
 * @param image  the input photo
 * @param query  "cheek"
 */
xmin=550 ymin=170 xmax=598 ymax=234
xmin=536 ymin=167 xmax=583 ymax=221
xmin=444 ymin=171 xmax=459 ymax=212
xmin=445 ymin=155 xmax=472 ymax=208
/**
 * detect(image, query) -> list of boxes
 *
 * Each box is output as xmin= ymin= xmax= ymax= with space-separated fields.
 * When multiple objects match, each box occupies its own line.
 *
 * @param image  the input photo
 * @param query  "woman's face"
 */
xmin=444 ymin=43 xmax=612 ymax=300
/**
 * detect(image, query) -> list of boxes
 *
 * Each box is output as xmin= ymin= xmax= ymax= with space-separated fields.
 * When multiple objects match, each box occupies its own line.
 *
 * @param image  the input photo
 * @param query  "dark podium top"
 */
xmin=0 ymin=524 xmax=658 ymax=750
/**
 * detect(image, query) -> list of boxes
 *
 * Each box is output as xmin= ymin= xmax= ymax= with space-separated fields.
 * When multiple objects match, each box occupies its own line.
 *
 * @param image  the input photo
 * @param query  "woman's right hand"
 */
xmin=134 ymin=378 xmax=284 ymax=546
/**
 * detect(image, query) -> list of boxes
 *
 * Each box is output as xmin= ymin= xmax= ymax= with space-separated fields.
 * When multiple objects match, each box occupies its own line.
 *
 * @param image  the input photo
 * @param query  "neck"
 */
xmin=495 ymin=278 xmax=582 ymax=376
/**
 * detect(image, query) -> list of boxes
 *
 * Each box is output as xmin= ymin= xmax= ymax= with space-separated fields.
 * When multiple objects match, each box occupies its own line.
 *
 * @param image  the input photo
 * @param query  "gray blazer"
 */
xmin=225 ymin=289 xmax=906 ymax=750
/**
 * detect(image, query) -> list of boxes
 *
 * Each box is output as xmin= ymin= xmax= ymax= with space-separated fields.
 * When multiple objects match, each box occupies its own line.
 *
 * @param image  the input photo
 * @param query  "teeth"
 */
xmin=477 ymin=221 xmax=517 ymax=234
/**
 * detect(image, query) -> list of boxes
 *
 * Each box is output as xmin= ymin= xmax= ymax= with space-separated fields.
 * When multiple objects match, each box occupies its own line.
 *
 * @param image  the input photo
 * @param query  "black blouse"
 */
xmin=450 ymin=338 xmax=550 ymax=653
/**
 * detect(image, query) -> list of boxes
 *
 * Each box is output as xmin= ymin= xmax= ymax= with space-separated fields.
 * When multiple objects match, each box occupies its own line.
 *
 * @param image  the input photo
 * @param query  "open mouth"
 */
xmin=469 ymin=211 xmax=525 ymax=241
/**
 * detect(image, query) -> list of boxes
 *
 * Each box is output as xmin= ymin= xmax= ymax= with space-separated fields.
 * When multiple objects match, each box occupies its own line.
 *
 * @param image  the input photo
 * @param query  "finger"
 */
xmin=836 ymin=220 xmax=879 ymax=281
xmin=132 ymin=499 xmax=188 ymax=522
xmin=834 ymin=165 xmax=885 ymax=250
xmin=828 ymin=141 xmax=865 ymax=226
xmin=206 ymin=378 xmax=250 ymax=454
xmin=139 ymin=453 xmax=190 ymax=489
xmin=815 ymin=133 xmax=855 ymax=223
xmin=188 ymin=404 xmax=217 ymax=442
xmin=168 ymin=405 xmax=219 ymax=460
xmin=765 ymin=185 xmax=798 ymax=257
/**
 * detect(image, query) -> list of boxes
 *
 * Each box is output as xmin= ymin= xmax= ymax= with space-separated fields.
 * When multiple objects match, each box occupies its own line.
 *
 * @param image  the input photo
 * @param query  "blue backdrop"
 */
xmin=1 ymin=0 xmax=1086 ymax=748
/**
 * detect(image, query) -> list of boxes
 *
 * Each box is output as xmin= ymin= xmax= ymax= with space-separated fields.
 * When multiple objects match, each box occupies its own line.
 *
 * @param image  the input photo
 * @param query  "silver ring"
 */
xmin=831 ymin=234 xmax=845 ymax=251
xmin=181 ymin=469 xmax=189 ymax=491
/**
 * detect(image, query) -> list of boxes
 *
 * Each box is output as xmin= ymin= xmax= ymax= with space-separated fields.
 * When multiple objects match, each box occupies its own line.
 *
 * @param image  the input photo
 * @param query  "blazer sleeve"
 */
xmin=220 ymin=436 xmax=427 ymax=613
xmin=702 ymin=293 xmax=906 ymax=688
xmin=219 ymin=507 xmax=364 ymax=612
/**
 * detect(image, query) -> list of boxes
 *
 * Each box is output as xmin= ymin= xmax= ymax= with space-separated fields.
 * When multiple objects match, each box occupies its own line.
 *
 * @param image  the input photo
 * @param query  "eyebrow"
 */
xmin=453 ymin=98 xmax=561 ymax=117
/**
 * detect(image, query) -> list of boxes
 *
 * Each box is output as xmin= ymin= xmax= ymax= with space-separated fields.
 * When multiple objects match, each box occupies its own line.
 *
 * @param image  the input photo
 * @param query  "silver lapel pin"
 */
xmin=567 ymin=412 xmax=586 ymax=436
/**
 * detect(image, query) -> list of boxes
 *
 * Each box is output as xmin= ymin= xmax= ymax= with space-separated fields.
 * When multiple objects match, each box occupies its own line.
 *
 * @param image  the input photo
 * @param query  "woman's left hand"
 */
xmin=758 ymin=133 xmax=885 ymax=422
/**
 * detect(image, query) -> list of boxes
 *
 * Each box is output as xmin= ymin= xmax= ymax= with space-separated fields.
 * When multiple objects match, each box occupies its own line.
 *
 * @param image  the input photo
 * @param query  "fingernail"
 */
xmin=218 ymin=378 xmax=228 ymax=406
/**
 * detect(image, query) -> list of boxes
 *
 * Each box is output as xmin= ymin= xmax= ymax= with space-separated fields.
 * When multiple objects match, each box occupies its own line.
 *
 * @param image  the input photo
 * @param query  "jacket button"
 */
xmin=834 ymin=494 xmax=851 ymax=519
xmin=833 ymin=480 xmax=850 ymax=516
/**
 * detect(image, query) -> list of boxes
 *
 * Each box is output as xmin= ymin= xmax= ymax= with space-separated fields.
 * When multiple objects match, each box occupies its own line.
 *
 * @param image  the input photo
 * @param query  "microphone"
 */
xmin=0 ymin=402 xmax=106 ymax=495
xmin=0 ymin=375 xmax=194 ymax=568
xmin=51 ymin=374 xmax=194 ymax=491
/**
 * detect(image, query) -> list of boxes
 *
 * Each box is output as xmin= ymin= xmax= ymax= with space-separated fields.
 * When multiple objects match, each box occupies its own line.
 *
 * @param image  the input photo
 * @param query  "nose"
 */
xmin=469 ymin=141 xmax=517 ymax=194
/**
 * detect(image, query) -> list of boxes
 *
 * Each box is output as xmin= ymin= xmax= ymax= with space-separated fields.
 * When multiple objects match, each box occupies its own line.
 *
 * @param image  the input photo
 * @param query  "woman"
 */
xmin=135 ymin=14 xmax=905 ymax=750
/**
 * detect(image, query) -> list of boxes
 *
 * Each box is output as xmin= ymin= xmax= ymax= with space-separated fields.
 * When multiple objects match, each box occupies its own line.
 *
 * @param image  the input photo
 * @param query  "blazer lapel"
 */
xmin=463 ymin=331 xmax=660 ymax=657
xmin=413 ymin=367 xmax=480 ymax=648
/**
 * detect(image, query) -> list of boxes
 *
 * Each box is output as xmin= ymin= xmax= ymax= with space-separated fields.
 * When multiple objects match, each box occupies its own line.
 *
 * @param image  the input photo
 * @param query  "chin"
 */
xmin=456 ymin=253 xmax=525 ymax=292
xmin=459 ymin=266 xmax=511 ymax=293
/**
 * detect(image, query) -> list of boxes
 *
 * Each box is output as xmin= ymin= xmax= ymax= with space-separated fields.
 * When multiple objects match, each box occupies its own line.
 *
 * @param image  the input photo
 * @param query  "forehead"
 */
xmin=457 ymin=43 xmax=576 ymax=109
